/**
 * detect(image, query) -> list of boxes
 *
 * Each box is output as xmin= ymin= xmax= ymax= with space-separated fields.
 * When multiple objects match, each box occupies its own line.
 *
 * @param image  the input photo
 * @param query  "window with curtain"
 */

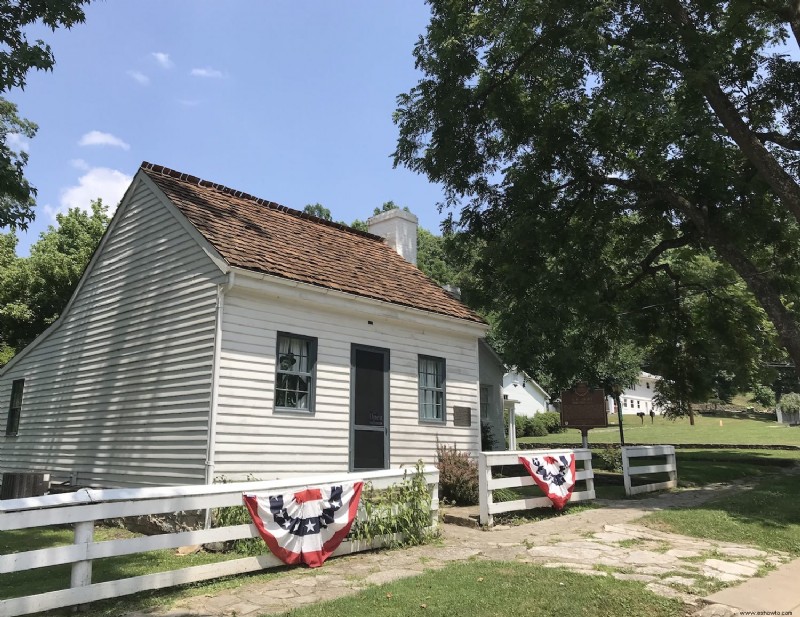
xmin=419 ymin=355 xmax=445 ymax=422
xmin=274 ymin=333 xmax=316 ymax=412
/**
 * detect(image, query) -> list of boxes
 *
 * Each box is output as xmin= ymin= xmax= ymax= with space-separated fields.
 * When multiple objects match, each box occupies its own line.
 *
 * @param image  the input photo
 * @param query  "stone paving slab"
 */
xmin=118 ymin=484 xmax=791 ymax=617
xmin=705 ymin=557 xmax=800 ymax=613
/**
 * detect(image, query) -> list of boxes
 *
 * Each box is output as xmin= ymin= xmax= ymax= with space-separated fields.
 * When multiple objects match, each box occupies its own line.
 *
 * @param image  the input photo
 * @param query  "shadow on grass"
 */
xmin=639 ymin=474 xmax=800 ymax=554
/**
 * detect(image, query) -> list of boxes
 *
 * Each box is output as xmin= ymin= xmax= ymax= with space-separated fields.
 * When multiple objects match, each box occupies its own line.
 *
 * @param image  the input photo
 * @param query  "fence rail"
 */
xmin=621 ymin=445 xmax=678 ymax=496
xmin=0 ymin=466 xmax=439 ymax=617
xmin=478 ymin=449 xmax=595 ymax=527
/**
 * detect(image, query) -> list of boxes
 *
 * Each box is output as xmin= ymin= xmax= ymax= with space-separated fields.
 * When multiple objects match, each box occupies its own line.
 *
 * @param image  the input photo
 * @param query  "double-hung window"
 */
xmin=419 ymin=355 xmax=445 ymax=422
xmin=6 ymin=379 xmax=24 ymax=436
xmin=479 ymin=385 xmax=491 ymax=420
xmin=274 ymin=333 xmax=316 ymax=412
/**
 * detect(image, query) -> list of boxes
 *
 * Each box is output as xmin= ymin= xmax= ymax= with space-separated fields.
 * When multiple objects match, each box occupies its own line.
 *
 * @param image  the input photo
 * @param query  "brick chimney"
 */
xmin=367 ymin=209 xmax=418 ymax=265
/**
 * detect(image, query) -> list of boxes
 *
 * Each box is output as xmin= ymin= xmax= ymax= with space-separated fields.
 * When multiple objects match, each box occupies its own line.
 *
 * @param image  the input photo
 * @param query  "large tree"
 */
xmin=395 ymin=0 xmax=800 ymax=385
xmin=1 ymin=0 xmax=91 ymax=230
xmin=0 ymin=200 xmax=109 ymax=361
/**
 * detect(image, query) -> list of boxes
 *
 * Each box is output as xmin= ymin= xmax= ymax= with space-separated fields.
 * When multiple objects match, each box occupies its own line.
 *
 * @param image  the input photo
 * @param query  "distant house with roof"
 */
xmin=0 ymin=163 xmax=502 ymax=488
xmin=608 ymin=372 xmax=664 ymax=415
xmin=501 ymin=370 xmax=551 ymax=417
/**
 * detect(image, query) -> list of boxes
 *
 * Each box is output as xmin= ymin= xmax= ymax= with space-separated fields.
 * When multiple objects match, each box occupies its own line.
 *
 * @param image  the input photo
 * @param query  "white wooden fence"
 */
xmin=0 ymin=467 xmax=439 ymax=617
xmin=622 ymin=445 xmax=678 ymax=496
xmin=478 ymin=449 xmax=595 ymax=527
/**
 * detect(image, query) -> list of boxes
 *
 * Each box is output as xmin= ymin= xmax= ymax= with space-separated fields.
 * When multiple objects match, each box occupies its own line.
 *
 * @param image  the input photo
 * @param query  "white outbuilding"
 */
xmin=0 ymin=163 xmax=500 ymax=488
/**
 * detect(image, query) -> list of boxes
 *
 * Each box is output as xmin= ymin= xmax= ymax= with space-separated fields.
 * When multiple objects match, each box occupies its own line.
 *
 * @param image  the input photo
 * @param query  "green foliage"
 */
xmin=416 ymin=227 xmax=457 ymax=287
xmin=302 ymin=203 xmax=331 ymax=220
xmin=538 ymin=411 xmax=565 ymax=434
xmin=0 ymin=1 xmax=91 ymax=230
xmin=750 ymin=384 xmax=776 ymax=408
xmin=480 ymin=419 xmax=497 ymax=451
xmin=372 ymin=200 xmax=410 ymax=216
xmin=778 ymin=392 xmax=800 ymax=415
xmin=352 ymin=461 xmax=435 ymax=548
xmin=436 ymin=444 xmax=479 ymax=506
xmin=349 ymin=218 xmax=369 ymax=232
xmin=393 ymin=0 xmax=800 ymax=405
xmin=212 ymin=503 xmax=264 ymax=556
xmin=594 ymin=445 xmax=623 ymax=474
xmin=0 ymin=200 xmax=110 ymax=357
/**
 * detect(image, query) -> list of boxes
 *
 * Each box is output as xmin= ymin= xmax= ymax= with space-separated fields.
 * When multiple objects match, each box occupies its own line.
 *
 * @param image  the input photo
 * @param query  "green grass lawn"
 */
xmin=639 ymin=473 xmax=800 ymax=555
xmin=282 ymin=561 xmax=684 ymax=617
xmin=518 ymin=412 xmax=800 ymax=446
xmin=0 ymin=525 xmax=283 ymax=616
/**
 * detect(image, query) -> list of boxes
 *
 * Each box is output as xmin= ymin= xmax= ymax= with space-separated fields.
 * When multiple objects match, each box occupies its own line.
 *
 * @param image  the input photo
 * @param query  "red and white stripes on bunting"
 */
xmin=518 ymin=452 xmax=577 ymax=510
xmin=243 ymin=481 xmax=363 ymax=568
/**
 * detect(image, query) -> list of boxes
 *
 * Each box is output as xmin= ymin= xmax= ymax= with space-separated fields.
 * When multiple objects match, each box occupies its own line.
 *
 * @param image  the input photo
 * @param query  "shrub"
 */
xmin=436 ymin=444 xmax=479 ymax=506
xmin=529 ymin=415 xmax=548 ymax=437
xmin=352 ymin=461 xmax=435 ymax=547
xmin=595 ymin=445 xmax=623 ymax=473
xmin=538 ymin=411 xmax=565 ymax=434
xmin=480 ymin=419 xmax=498 ymax=451
xmin=751 ymin=384 xmax=777 ymax=408
xmin=779 ymin=392 xmax=800 ymax=414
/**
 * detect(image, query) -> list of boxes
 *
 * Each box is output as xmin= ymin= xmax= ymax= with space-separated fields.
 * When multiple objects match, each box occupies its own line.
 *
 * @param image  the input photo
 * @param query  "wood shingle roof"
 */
xmin=141 ymin=162 xmax=484 ymax=324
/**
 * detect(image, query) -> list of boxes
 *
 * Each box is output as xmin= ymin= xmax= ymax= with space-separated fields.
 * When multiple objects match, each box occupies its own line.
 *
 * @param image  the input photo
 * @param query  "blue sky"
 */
xmin=7 ymin=1 xmax=445 ymax=255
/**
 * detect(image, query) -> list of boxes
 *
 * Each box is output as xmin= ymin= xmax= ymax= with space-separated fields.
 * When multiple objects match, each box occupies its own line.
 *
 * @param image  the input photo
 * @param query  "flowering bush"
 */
xmin=436 ymin=444 xmax=479 ymax=505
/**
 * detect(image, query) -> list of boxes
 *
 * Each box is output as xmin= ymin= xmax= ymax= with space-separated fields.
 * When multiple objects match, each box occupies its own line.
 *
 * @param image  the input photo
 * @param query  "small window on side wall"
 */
xmin=419 ymin=355 xmax=446 ymax=422
xmin=479 ymin=385 xmax=491 ymax=420
xmin=6 ymin=379 xmax=24 ymax=436
xmin=274 ymin=333 xmax=316 ymax=412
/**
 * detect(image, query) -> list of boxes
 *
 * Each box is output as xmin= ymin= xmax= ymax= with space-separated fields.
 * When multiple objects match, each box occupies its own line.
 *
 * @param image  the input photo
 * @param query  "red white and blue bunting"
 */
xmin=243 ymin=482 xmax=363 ymax=568
xmin=518 ymin=452 xmax=576 ymax=510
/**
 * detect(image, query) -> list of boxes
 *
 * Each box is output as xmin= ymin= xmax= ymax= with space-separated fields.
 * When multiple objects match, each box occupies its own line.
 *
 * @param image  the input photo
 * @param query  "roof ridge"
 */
xmin=139 ymin=161 xmax=384 ymax=242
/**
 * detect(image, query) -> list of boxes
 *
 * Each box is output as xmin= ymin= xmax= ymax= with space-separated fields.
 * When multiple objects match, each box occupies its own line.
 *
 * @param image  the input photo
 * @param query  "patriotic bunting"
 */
xmin=243 ymin=481 xmax=363 ymax=568
xmin=518 ymin=452 xmax=576 ymax=510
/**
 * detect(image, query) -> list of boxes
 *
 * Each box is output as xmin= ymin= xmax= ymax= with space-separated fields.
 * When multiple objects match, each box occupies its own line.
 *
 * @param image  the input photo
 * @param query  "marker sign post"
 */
xmin=560 ymin=383 xmax=608 ymax=448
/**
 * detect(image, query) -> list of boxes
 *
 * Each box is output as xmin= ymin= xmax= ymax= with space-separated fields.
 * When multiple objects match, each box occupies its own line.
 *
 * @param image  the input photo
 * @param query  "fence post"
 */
xmin=70 ymin=520 xmax=94 ymax=592
xmin=478 ymin=452 xmax=493 ymax=527
xmin=429 ymin=477 xmax=439 ymax=530
xmin=668 ymin=447 xmax=678 ymax=487
xmin=621 ymin=447 xmax=632 ymax=497
xmin=582 ymin=449 xmax=596 ymax=499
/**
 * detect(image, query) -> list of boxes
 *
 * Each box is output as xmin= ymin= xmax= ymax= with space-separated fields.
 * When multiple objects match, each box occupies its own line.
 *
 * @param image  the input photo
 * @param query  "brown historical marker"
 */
xmin=560 ymin=382 xmax=608 ymax=447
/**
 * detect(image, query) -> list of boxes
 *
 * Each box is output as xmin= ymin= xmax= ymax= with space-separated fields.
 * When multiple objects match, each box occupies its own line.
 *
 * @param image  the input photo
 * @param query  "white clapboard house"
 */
xmin=0 ymin=163 xmax=504 ymax=489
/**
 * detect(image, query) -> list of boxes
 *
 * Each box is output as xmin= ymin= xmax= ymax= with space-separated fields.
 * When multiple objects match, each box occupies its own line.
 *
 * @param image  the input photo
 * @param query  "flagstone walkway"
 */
xmin=124 ymin=483 xmax=790 ymax=617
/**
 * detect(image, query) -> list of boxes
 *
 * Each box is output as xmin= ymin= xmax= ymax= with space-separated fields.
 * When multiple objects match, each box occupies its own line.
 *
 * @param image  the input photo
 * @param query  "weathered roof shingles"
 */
xmin=141 ymin=163 xmax=484 ymax=324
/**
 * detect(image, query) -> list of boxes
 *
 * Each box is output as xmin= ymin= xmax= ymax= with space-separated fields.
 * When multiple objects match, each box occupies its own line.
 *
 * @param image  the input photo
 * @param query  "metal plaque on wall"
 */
xmin=560 ymin=383 xmax=608 ymax=429
xmin=453 ymin=406 xmax=472 ymax=427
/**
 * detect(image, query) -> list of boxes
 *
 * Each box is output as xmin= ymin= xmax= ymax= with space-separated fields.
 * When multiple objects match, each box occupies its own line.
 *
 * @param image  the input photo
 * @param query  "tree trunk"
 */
xmin=657 ymin=187 xmax=800 ymax=379
xmin=688 ymin=402 xmax=695 ymax=426
xmin=659 ymin=0 xmax=800 ymax=223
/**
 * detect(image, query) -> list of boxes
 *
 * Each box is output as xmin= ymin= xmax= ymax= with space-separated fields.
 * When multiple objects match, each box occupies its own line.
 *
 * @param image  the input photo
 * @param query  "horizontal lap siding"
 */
xmin=0 ymin=182 xmax=224 ymax=488
xmin=214 ymin=288 xmax=479 ymax=481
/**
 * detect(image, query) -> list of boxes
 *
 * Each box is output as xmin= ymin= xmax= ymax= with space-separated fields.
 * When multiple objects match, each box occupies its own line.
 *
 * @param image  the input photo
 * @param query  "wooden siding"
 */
xmin=0 ymin=181 xmax=225 ymax=488
xmin=214 ymin=286 xmax=481 ymax=480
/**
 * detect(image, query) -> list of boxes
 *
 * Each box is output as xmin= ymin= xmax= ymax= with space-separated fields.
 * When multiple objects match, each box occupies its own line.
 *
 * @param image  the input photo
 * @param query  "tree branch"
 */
xmin=659 ymin=0 xmax=800 ymax=224
xmin=755 ymin=131 xmax=800 ymax=152
xmin=621 ymin=236 xmax=691 ymax=290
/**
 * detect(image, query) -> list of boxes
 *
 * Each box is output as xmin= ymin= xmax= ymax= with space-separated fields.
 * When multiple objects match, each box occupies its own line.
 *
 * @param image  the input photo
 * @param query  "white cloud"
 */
xmin=70 ymin=158 xmax=90 ymax=171
xmin=48 ymin=167 xmax=133 ymax=219
xmin=78 ymin=130 xmax=131 ymax=151
xmin=190 ymin=67 xmax=224 ymax=78
xmin=5 ymin=132 xmax=30 ymax=153
xmin=128 ymin=70 xmax=150 ymax=85
xmin=152 ymin=52 xmax=173 ymax=69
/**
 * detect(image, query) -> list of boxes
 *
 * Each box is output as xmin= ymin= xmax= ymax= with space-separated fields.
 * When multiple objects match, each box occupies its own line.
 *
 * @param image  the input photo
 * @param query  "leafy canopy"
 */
xmin=0 ymin=0 xmax=91 ymax=230
xmin=394 ymin=0 xmax=800 ymax=396
xmin=0 ymin=200 xmax=109 ymax=360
